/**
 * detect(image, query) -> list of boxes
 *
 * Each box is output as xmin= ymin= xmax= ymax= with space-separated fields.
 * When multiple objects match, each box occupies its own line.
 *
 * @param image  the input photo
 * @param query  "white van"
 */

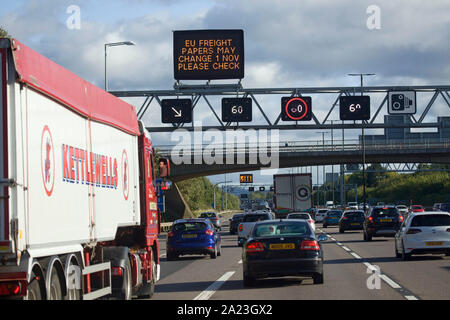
xmin=326 ymin=201 xmax=334 ymax=209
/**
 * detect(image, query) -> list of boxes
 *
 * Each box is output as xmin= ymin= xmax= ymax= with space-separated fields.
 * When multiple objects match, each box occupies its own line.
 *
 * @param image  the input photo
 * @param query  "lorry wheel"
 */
xmin=48 ymin=267 xmax=63 ymax=300
xmin=137 ymin=253 xmax=156 ymax=299
xmin=120 ymin=259 xmax=132 ymax=300
xmin=27 ymin=270 xmax=43 ymax=300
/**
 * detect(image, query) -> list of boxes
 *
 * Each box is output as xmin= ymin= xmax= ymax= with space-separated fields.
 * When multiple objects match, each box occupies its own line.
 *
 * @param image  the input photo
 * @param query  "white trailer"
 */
xmin=0 ymin=38 xmax=161 ymax=299
xmin=273 ymin=173 xmax=313 ymax=218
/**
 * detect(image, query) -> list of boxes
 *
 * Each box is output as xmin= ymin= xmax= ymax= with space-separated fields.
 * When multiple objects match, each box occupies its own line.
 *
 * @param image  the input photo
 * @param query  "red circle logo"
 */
xmin=285 ymin=97 xmax=309 ymax=120
xmin=41 ymin=125 xmax=55 ymax=196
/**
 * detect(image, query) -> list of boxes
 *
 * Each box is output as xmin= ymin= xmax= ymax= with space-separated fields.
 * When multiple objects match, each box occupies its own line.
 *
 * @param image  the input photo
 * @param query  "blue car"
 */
xmin=323 ymin=210 xmax=343 ymax=228
xmin=166 ymin=218 xmax=221 ymax=260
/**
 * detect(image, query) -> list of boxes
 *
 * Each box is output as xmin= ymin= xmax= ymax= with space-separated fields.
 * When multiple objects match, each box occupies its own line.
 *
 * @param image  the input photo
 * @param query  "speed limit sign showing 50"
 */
xmin=222 ymin=98 xmax=252 ymax=122
xmin=296 ymin=185 xmax=311 ymax=201
xmin=281 ymin=96 xmax=312 ymax=121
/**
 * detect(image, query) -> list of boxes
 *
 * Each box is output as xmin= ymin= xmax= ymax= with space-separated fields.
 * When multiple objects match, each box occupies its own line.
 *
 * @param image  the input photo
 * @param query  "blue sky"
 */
xmin=1 ymin=0 xmax=449 ymax=187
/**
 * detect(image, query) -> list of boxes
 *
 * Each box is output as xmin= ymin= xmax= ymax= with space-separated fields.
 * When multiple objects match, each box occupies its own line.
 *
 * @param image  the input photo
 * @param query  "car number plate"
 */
xmin=182 ymin=234 xmax=197 ymax=239
xmin=351 ymin=223 xmax=360 ymax=226
xmin=379 ymin=219 xmax=392 ymax=222
xmin=426 ymin=241 xmax=444 ymax=246
xmin=269 ymin=243 xmax=295 ymax=250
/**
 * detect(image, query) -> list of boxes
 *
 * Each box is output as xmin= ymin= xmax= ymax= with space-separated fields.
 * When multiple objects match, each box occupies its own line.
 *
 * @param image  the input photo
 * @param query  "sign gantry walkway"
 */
xmin=110 ymin=84 xmax=450 ymax=132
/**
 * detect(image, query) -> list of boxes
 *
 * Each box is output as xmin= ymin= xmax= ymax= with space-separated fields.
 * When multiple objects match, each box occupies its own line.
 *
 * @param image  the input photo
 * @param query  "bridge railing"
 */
xmin=155 ymin=138 xmax=450 ymax=156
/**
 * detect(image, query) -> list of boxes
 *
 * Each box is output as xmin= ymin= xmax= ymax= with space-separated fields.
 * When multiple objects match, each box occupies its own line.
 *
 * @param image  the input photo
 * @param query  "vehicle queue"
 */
xmin=164 ymin=202 xmax=450 ymax=288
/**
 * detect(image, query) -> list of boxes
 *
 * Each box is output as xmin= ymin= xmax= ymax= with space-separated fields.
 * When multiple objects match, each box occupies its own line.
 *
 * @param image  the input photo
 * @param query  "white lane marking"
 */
xmin=238 ymin=259 xmax=243 ymax=264
xmin=193 ymin=271 xmax=236 ymax=300
xmin=405 ymin=295 xmax=419 ymax=300
xmin=342 ymin=246 xmax=351 ymax=252
xmin=350 ymin=252 xmax=362 ymax=259
xmin=380 ymin=274 xmax=401 ymax=289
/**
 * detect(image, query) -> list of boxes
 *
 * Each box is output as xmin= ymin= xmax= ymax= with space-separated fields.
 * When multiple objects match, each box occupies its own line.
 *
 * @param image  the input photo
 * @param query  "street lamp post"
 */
xmin=104 ymin=41 xmax=135 ymax=91
xmin=213 ymin=181 xmax=232 ymax=210
xmin=347 ymin=73 xmax=375 ymax=212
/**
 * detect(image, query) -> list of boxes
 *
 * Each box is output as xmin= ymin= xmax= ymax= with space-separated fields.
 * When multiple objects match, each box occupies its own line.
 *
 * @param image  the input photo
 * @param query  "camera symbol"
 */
xmin=392 ymin=94 xmax=412 ymax=111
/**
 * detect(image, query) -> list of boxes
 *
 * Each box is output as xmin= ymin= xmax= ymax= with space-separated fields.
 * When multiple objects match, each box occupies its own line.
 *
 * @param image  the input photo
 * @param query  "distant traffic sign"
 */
xmin=173 ymin=29 xmax=244 ymax=80
xmin=161 ymin=99 xmax=192 ymax=123
xmin=339 ymin=96 xmax=370 ymax=120
xmin=222 ymin=98 xmax=252 ymax=122
xmin=240 ymin=174 xmax=253 ymax=184
xmin=388 ymin=91 xmax=416 ymax=114
xmin=281 ymin=97 xmax=312 ymax=121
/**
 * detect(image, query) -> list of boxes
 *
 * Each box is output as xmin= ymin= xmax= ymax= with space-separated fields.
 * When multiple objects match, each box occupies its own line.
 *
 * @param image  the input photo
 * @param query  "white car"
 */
xmin=395 ymin=211 xmax=450 ymax=260
xmin=396 ymin=205 xmax=409 ymax=217
xmin=315 ymin=209 xmax=329 ymax=223
xmin=286 ymin=212 xmax=316 ymax=231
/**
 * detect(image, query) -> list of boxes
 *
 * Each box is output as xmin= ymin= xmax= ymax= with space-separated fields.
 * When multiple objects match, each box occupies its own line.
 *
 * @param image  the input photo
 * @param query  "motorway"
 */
xmin=145 ymin=214 xmax=450 ymax=301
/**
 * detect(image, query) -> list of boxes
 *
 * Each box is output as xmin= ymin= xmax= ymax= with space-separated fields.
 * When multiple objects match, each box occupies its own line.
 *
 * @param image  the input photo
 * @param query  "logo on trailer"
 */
xmin=296 ymin=185 xmax=311 ymax=201
xmin=122 ymin=150 xmax=129 ymax=200
xmin=41 ymin=125 xmax=55 ymax=196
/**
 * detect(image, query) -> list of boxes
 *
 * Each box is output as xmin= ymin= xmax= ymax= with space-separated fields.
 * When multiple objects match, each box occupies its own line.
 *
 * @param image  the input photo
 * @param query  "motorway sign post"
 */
xmin=161 ymin=98 xmax=192 ymax=123
xmin=388 ymin=90 xmax=417 ymax=114
xmin=173 ymin=29 xmax=244 ymax=80
xmin=222 ymin=97 xmax=252 ymax=122
xmin=281 ymin=96 xmax=312 ymax=121
xmin=339 ymin=96 xmax=371 ymax=120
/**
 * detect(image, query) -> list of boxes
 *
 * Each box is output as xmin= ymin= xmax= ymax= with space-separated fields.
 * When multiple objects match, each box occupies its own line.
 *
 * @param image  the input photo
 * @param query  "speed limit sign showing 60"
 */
xmin=281 ymin=96 xmax=312 ymax=121
xmin=339 ymin=96 xmax=370 ymax=121
xmin=222 ymin=98 xmax=252 ymax=122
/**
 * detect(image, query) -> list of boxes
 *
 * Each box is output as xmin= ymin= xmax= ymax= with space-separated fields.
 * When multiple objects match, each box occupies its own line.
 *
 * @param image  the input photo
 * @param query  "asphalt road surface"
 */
xmin=145 ymin=216 xmax=450 ymax=301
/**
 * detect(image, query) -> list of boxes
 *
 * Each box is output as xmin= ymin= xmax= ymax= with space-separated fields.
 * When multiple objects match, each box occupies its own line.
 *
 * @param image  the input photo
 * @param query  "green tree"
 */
xmin=0 ymin=27 xmax=10 ymax=38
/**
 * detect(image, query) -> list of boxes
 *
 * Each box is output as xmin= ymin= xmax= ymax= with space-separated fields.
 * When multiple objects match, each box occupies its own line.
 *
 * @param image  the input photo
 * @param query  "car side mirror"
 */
xmin=318 ymin=235 xmax=327 ymax=242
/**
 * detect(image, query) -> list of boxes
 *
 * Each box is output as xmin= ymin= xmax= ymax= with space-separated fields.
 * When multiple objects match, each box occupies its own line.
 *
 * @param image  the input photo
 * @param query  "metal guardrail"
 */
xmin=156 ymin=139 xmax=450 ymax=157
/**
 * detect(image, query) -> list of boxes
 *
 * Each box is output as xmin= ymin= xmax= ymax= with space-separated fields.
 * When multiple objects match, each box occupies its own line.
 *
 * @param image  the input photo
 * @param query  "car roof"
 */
xmin=343 ymin=210 xmax=364 ymax=213
xmin=174 ymin=218 xmax=209 ymax=224
xmin=408 ymin=211 xmax=450 ymax=217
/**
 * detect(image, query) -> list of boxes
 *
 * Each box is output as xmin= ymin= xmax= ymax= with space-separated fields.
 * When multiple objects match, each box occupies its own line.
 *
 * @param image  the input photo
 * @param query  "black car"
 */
xmin=242 ymin=220 xmax=326 ymax=286
xmin=229 ymin=213 xmax=245 ymax=235
xmin=339 ymin=210 xmax=365 ymax=233
xmin=323 ymin=210 xmax=343 ymax=228
xmin=363 ymin=206 xmax=403 ymax=241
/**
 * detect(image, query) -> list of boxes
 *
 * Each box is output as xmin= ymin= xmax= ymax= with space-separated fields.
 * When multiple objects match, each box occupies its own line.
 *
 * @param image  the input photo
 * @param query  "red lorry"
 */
xmin=0 ymin=38 xmax=162 ymax=300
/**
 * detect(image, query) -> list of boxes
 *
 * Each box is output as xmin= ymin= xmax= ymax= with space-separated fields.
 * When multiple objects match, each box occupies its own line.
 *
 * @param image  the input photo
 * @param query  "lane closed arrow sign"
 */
xmin=162 ymin=99 xmax=192 ymax=123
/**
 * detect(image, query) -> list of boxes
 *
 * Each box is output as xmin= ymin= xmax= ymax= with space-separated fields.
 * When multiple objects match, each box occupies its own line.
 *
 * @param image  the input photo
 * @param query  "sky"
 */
xmin=1 ymin=0 xmax=449 ymax=188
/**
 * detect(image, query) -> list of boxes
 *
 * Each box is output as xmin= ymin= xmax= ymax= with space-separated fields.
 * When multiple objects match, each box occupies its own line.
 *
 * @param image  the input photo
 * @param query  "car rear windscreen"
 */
xmin=174 ymin=222 xmax=206 ymax=231
xmin=327 ymin=211 xmax=342 ymax=217
xmin=254 ymin=222 xmax=311 ymax=237
xmin=288 ymin=214 xmax=310 ymax=219
xmin=372 ymin=208 xmax=398 ymax=218
xmin=243 ymin=214 xmax=270 ymax=222
xmin=344 ymin=211 xmax=365 ymax=220
xmin=411 ymin=215 xmax=450 ymax=227
xmin=200 ymin=212 xmax=217 ymax=218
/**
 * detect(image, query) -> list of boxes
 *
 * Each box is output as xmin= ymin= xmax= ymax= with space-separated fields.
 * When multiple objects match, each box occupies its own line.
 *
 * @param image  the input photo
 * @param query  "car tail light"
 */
xmin=300 ymin=240 xmax=320 ymax=251
xmin=239 ymin=224 xmax=243 ymax=232
xmin=246 ymin=242 xmax=264 ymax=254
xmin=406 ymin=228 xmax=422 ymax=234
xmin=308 ymin=219 xmax=314 ymax=224
xmin=111 ymin=267 xmax=123 ymax=277
xmin=342 ymin=216 xmax=348 ymax=220
xmin=368 ymin=216 xmax=374 ymax=223
xmin=168 ymin=231 xmax=174 ymax=238
xmin=205 ymin=229 xmax=214 ymax=236
xmin=0 ymin=282 xmax=24 ymax=296
xmin=399 ymin=215 xmax=404 ymax=223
